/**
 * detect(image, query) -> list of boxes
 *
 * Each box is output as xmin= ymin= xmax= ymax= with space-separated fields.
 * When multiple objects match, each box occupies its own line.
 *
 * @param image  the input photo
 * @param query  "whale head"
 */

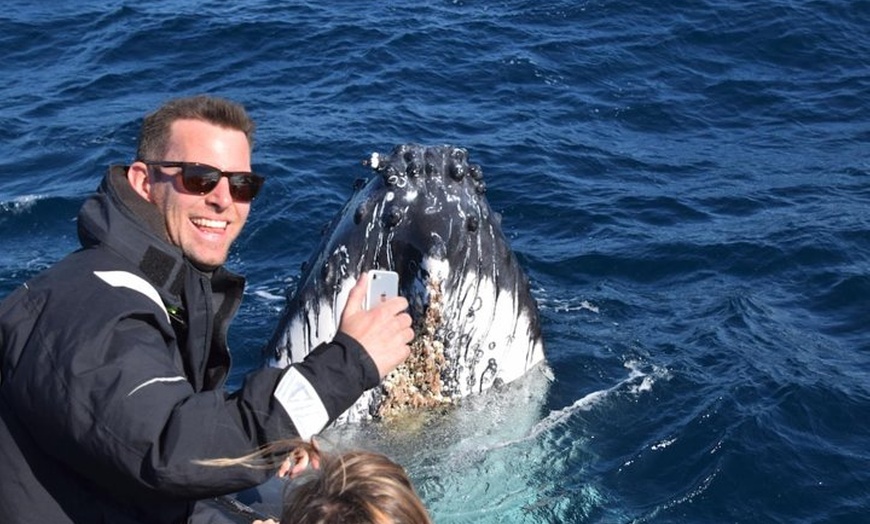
xmin=268 ymin=144 xmax=546 ymax=423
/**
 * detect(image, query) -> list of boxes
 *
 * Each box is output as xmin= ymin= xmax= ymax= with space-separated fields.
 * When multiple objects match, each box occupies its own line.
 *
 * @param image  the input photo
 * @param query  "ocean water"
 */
xmin=1 ymin=1 xmax=868 ymax=522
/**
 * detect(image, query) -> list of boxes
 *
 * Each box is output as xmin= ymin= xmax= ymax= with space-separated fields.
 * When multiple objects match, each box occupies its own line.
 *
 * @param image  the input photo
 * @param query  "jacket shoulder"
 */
xmin=22 ymin=247 xmax=170 ymax=326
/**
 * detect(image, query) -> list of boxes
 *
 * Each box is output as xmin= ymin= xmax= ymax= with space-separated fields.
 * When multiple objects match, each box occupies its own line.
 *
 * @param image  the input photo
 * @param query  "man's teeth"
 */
xmin=192 ymin=218 xmax=228 ymax=229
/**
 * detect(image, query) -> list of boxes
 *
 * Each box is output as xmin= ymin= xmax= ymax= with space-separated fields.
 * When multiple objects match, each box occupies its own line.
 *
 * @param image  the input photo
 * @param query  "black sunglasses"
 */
xmin=141 ymin=161 xmax=265 ymax=202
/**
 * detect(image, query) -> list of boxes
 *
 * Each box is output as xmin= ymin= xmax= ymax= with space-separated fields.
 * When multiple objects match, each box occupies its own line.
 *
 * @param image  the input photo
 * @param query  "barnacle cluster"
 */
xmin=377 ymin=279 xmax=452 ymax=418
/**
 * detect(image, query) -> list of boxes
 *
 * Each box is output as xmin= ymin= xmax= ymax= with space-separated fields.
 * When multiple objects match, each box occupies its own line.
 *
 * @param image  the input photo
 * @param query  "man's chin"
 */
xmin=186 ymin=252 xmax=228 ymax=272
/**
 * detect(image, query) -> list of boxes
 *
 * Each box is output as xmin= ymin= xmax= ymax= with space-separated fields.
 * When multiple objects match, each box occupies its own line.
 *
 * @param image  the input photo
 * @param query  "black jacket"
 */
xmin=0 ymin=167 xmax=379 ymax=523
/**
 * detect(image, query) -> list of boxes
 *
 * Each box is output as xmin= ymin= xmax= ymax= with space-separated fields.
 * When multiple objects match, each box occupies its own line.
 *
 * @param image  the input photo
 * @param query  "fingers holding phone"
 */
xmin=339 ymin=271 xmax=413 ymax=378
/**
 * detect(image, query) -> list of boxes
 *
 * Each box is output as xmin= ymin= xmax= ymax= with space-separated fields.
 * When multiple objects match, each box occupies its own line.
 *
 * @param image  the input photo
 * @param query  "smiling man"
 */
xmin=0 ymin=96 xmax=413 ymax=523
xmin=130 ymin=117 xmax=256 ymax=270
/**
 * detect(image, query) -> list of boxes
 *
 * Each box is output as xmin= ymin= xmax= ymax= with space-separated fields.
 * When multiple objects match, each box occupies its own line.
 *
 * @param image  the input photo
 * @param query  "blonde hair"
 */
xmin=196 ymin=439 xmax=432 ymax=524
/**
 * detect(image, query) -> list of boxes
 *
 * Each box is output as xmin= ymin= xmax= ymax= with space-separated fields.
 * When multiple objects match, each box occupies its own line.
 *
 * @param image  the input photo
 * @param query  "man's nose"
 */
xmin=204 ymin=176 xmax=233 ymax=208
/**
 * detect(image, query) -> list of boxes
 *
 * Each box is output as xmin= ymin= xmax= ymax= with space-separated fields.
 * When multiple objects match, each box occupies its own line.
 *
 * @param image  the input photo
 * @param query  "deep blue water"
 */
xmin=1 ymin=1 xmax=868 ymax=522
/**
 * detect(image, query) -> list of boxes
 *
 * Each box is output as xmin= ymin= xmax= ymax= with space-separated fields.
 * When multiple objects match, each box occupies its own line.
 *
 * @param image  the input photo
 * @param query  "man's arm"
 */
xmin=272 ymin=273 xmax=413 ymax=438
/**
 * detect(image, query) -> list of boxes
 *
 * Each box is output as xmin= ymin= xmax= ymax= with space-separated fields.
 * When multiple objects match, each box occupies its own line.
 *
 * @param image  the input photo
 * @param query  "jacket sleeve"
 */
xmin=272 ymin=331 xmax=381 ymax=439
xmin=5 ymin=305 xmax=277 ymax=497
xmin=0 ymin=279 xmax=368 ymax=500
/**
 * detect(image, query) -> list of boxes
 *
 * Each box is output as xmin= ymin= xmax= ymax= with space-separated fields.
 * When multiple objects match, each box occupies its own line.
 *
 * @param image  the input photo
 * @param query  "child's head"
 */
xmin=197 ymin=438 xmax=432 ymax=524
xmin=282 ymin=444 xmax=432 ymax=524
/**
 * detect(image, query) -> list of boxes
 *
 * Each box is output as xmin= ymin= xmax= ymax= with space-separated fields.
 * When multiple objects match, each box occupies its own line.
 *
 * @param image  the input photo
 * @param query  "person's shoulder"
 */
xmin=29 ymin=246 xmax=163 ymax=316
xmin=27 ymin=246 xmax=133 ymax=288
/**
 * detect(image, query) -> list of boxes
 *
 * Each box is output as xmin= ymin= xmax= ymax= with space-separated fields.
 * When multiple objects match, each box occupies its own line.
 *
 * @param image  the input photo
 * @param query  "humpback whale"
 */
xmin=267 ymin=144 xmax=546 ymax=423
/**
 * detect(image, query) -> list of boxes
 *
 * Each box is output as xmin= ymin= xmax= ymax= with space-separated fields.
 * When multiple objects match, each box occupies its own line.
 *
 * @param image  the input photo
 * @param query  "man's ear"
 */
xmin=127 ymin=162 xmax=153 ymax=202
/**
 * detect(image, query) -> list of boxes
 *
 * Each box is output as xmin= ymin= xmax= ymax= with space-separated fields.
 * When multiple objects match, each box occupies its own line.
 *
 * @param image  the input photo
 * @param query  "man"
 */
xmin=0 ymin=95 xmax=413 ymax=523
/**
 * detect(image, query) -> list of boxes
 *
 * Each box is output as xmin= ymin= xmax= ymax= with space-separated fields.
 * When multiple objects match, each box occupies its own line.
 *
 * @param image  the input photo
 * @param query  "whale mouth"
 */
xmin=268 ymin=144 xmax=546 ymax=424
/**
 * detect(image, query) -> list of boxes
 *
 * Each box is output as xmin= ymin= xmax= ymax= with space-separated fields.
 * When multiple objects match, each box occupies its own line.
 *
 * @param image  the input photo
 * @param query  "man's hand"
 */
xmin=338 ymin=272 xmax=413 ymax=378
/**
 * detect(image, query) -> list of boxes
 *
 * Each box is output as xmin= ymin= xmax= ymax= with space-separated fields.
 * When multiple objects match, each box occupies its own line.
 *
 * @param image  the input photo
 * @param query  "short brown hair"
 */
xmin=135 ymin=95 xmax=255 ymax=161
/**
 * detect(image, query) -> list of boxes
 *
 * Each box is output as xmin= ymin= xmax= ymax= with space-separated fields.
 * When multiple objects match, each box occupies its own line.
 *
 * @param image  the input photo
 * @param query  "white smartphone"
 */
xmin=364 ymin=270 xmax=399 ymax=310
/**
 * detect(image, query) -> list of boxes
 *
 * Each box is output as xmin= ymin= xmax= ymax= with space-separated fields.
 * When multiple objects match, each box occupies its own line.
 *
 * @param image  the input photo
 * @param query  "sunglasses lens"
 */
xmin=228 ymin=174 xmax=264 ymax=202
xmin=180 ymin=165 xmax=221 ymax=194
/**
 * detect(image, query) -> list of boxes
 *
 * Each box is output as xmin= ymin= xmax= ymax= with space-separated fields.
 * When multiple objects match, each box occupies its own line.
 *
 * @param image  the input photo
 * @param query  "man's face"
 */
xmin=135 ymin=119 xmax=253 ymax=269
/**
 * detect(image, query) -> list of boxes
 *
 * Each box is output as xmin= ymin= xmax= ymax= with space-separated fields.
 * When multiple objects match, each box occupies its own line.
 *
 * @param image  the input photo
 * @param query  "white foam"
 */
xmin=1 ymin=194 xmax=43 ymax=215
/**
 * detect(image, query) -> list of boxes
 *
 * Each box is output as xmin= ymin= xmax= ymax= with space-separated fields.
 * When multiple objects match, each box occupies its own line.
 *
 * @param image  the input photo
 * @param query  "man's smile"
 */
xmin=191 ymin=217 xmax=229 ymax=231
